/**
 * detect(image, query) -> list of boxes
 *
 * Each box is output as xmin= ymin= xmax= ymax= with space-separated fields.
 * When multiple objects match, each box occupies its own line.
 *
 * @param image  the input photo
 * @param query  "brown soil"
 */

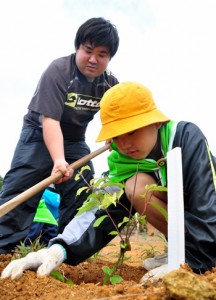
xmin=0 ymin=225 xmax=216 ymax=300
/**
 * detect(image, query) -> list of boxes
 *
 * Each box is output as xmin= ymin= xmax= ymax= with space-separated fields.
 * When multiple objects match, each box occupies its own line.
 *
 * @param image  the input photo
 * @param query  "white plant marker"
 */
xmin=167 ymin=147 xmax=185 ymax=271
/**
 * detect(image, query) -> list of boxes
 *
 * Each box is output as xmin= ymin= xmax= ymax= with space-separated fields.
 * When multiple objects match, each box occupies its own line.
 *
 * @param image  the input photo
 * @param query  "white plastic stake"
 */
xmin=167 ymin=147 xmax=185 ymax=271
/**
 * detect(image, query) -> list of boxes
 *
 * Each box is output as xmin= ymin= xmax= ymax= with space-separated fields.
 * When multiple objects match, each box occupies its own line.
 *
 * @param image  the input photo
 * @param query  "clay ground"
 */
xmin=0 ymin=225 xmax=216 ymax=300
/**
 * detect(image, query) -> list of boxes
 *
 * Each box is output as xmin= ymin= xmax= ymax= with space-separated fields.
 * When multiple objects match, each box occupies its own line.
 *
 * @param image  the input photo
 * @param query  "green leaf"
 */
xmin=145 ymin=184 xmax=167 ymax=192
xmin=76 ymin=186 xmax=88 ymax=196
xmin=120 ymin=243 xmax=127 ymax=249
xmin=141 ymin=184 xmax=167 ymax=199
xmin=93 ymin=215 xmax=108 ymax=227
xmin=65 ymin=279 xmax=74 ymax=285
xmin=100 ymin=181 xmax=124 ymax=190
xmin=108 ymin=231 xmax=118 ymax=236
xmin=50 ymin=271 xmax=74 ymax=285
xmin=74 ymin=173 xmax=81 ymax=181
xmin=74 ymin=165 xmax=91 ymax=181
xmin=80 ymin=165 xmax=91 ymax=172
xmin=149 ymin=201 xmax=168 ymax=222
xmin=118 ymin=216 xmax=129 ymax=228
xmin=76 ymin=198 xmax=99 ymax=216
xmin=110 ymin=275 xmax=123 ymax=284
xmin=102 ymin=266 xmax=112 ymax=275
xmin=100 ymin=193 xmax=117 ymax=209
xmin=74 ymin=173 xmax=80 ymax=181
xmin=50 ymin=271 xmax=65 ymax=282
xmin=91 ymin=177 xmax=107 ymax=188
xmin=89 ymin=178 xmax=95 ymax=185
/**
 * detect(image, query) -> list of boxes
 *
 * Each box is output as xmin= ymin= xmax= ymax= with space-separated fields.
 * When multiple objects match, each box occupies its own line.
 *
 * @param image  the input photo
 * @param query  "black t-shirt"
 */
xmin=23 ymin=54 xmax=118 ymax=141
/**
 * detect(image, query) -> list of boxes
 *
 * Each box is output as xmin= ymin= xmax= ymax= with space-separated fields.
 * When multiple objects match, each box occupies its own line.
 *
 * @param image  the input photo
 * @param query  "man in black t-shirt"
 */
xmin=0 ymin=17 xmax=119 ymax=254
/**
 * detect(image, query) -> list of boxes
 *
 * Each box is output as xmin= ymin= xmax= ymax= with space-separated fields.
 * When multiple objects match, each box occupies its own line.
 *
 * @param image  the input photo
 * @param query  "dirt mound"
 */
xmin=1 ymin=229 xmax=216 ymax=300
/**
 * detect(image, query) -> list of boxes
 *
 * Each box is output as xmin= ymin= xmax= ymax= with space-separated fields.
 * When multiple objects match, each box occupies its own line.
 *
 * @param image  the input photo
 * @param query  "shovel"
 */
xmin=0 ymin=144 xmax=110 ymax=218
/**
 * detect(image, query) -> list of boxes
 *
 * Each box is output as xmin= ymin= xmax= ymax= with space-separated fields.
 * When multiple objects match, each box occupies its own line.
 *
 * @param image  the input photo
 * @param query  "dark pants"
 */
xmin=0 ymin=128 xmax=94 ymax=253
xmin=25 ymin=222 xmax=58 ymax=246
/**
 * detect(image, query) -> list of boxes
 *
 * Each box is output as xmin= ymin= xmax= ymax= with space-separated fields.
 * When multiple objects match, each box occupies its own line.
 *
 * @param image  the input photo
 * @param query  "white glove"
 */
xmin=140 ymin=264 xmax=168 ymax=283
xmin=1 ymin=244 xmax=66 ymax=280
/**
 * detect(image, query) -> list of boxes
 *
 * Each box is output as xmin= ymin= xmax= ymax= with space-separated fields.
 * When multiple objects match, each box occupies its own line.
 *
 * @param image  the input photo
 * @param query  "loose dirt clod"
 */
xmin=163 ymin=268 xmax=216 ymax=300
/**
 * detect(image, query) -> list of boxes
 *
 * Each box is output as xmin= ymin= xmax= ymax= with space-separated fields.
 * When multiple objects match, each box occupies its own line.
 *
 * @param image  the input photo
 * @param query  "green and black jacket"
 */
xmin=51 ymin=121 xmax=216 ymax=273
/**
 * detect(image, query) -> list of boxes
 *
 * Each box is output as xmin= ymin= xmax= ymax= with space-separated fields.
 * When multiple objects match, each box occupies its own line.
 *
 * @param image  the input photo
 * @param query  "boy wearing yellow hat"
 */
xmin=2 ymin=82 xmax=216 ymax=282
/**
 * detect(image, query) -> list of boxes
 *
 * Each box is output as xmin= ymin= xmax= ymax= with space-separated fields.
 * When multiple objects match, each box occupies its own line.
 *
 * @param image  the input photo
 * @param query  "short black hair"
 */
xmin=74 ymin=17 xmax=119 ymax=58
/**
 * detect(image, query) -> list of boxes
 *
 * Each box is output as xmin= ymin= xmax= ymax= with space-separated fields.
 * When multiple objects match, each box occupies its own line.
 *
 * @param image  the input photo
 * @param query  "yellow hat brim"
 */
xmin=96 ymin=108 xmax=169 ymax=142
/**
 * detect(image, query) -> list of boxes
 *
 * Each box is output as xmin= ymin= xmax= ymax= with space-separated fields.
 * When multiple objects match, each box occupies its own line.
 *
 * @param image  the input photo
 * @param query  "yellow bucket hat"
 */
xmin=96 ymin=81 xmax=170 ymax=142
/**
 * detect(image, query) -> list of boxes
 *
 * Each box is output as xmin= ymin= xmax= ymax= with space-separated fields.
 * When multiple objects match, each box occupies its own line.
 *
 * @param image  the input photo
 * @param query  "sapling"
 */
xmin=75 ymin=166 xmax=168 ymax=284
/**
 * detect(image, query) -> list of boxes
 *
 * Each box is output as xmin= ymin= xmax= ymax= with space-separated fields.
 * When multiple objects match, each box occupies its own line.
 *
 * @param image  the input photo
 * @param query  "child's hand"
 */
xmin=105 ymin=139 xmax=112 ymax=151
xmin=1 ymin=244 xmax=66 ymax=280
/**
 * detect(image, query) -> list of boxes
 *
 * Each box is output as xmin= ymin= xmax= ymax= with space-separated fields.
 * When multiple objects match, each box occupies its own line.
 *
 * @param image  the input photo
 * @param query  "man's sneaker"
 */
xmin=142 ymin=253 xmax=168 ymax=271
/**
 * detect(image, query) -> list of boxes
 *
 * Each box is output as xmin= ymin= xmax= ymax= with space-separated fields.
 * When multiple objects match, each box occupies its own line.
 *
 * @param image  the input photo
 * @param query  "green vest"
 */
xmin=33 ymin=199 xmax=58 ymax=226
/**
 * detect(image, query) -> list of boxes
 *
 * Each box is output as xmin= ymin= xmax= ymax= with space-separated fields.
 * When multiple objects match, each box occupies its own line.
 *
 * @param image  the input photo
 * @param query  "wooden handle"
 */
xmin=0 ymin=144 xmax=110 ymax=218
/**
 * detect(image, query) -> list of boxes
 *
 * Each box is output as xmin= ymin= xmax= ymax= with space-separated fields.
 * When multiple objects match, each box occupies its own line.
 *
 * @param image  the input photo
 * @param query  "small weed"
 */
xmin=50 ymin=270 xmax=74 ymax=285
xmin=141 ymin=244 xmax=161 ymax=259
xmin=12 ymin=235 xmax=46 ymax=259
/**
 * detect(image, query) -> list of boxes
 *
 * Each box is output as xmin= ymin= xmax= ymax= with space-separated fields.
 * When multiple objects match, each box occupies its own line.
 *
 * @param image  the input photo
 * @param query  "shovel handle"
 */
xmin=0 ymin=144 xmax=110 ymax=218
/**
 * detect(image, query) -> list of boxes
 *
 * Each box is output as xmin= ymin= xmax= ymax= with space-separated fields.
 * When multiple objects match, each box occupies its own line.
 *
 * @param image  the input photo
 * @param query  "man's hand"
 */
xmin=52 ymin=159 xmax=74 ymax=184
xmin=1 ymin=244 xmax=66 ymax=280
xmin=140 ymin=264 xmax=169 ymax=283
